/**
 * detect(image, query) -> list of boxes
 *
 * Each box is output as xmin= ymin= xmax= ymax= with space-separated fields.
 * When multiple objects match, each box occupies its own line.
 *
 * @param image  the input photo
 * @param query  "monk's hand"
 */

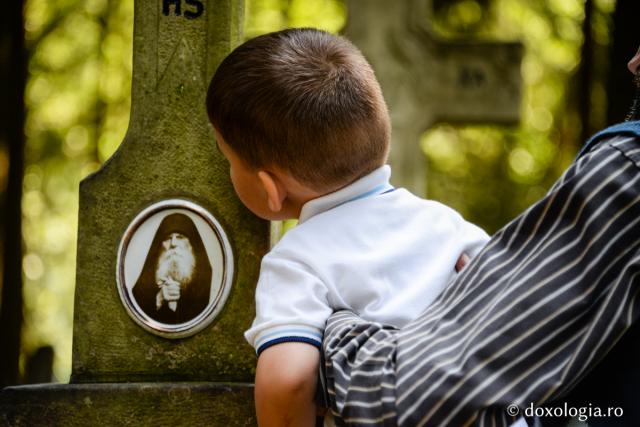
xmin=160 ymin=277 xmax=181 ymax=308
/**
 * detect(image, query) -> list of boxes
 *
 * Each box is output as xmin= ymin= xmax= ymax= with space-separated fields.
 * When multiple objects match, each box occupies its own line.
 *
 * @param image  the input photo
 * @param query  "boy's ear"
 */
xmin=258 ymin=170 xmax=286 ymax=213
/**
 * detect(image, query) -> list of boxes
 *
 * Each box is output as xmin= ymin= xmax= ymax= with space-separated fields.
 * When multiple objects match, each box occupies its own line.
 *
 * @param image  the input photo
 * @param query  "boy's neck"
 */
xmin=294 ymin=165 xmax=392 ymax=223
xmin=275 ymin=172 xmax=330 ymax=220
xmin=268 ymin=165 xmax=388 ymax=221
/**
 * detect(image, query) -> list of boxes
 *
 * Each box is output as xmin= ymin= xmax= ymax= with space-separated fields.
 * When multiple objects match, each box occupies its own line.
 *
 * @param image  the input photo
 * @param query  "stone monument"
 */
xmin=347 ymin=0 xmax=523 ymax=195
xmin=1 ymin=0 xmax=268 ymax=425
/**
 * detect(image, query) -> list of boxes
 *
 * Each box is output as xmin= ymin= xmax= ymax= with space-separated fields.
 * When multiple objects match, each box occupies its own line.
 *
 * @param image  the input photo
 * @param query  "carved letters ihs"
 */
xmin=162 ymin=0 xmax=204 ymax=20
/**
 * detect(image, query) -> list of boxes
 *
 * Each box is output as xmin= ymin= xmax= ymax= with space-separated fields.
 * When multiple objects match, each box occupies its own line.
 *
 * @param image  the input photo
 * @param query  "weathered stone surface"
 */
xmin=346 ymin=0 xmax=523 ymax=195
xmin=71 ymin=0 xmax=268 ymax=383
xmin=0 ymin=383 xmax=256 ymax=426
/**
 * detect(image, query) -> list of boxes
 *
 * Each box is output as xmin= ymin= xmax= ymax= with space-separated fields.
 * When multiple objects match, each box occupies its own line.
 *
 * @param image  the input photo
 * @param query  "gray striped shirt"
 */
xmin=322 ymin=134 xmax=640 ymax=426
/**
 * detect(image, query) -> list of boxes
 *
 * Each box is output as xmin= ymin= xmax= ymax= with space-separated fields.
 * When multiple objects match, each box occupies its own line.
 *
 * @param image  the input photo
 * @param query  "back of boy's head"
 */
xmin=206 ymin=28 xmax=391 ymax=192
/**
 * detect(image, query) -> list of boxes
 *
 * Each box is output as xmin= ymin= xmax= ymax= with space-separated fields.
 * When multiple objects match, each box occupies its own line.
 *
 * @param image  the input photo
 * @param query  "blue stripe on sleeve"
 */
xmin=256 ymin=336 xmax=322 ymax=356
xmin=255 ymin=328 xmax=323 ymax=346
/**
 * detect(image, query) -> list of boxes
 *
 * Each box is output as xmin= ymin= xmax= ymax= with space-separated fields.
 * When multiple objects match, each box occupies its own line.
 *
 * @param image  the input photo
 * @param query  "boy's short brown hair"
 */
xmin=206 ymin=28 xmax=390 ymax=192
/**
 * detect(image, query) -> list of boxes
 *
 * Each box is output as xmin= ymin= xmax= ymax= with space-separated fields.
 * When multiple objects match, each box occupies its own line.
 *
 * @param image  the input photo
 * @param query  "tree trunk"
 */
xmin=0 ymin=0 xmax=26 ymax=387
xmin=577 ymin=0 xmax=594 ymax=145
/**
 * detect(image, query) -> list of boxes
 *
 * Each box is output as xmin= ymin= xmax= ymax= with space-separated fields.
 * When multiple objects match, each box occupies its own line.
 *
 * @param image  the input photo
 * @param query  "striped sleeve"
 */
xmin=322 ymin=136 xmax=640 ymax=426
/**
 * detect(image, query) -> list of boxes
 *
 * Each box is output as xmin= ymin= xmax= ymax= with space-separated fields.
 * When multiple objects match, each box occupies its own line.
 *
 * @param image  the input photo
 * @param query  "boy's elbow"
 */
xmin=267 ymin=367 xmax=314 ymax=398
xmin=256 ymin=361 xmax=316 ymax=404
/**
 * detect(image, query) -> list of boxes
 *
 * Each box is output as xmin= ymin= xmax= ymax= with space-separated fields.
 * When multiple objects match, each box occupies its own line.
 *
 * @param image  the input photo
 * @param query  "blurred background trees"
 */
xmin=0 ymin=0 xmax=637 ymax=384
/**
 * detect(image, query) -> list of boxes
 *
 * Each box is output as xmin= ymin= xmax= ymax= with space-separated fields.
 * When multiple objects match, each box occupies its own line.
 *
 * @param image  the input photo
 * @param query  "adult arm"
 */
xmin=323 ymin=136 xmax=640 ymax=426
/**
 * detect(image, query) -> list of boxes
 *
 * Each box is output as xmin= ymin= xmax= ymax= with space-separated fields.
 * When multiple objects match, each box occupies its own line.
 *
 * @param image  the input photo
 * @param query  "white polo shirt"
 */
xmin=244 ymin=165 xmax=489 ymax=354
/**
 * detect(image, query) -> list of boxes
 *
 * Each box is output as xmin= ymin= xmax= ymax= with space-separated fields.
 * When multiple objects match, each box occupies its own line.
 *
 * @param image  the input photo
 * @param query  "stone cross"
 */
xmin=1 ymin=1 xmax=267 ymax=424
xmin=347 ymin=0 xmax=523 ymax=195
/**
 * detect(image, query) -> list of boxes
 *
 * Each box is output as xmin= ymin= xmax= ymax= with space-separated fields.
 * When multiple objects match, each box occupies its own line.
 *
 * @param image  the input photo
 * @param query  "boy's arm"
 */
xmin=255 ymin=342 xmax=320 ymax=427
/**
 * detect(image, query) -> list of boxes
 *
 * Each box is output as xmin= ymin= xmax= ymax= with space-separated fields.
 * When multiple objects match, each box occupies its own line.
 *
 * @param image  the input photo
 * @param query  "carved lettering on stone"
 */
xmin=162 ymin=0 xmax=204 ymax=19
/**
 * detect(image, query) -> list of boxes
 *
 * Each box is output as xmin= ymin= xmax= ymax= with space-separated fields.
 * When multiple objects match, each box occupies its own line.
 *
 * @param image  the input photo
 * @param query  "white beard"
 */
xmin=155 ymin=240 xmax=196 ymax=300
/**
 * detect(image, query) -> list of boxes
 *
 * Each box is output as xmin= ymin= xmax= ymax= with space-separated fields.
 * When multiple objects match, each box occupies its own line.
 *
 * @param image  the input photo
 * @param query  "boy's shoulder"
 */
xmin=271 ymin=189 xmax=470 ymax=255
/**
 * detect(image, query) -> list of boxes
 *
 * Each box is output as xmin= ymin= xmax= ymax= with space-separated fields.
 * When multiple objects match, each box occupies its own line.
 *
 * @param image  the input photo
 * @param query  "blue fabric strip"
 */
xmin=578 ymin=120 xmax=640 ymax=158
xmin=256 ymin=336 xmax=322 ymax=356
xmin=334 ymin=184 xmax=395 ymax=211
xmin=345 ymin=183 xmax=389 ymax=203
xmin=256 ymin=328 xmax=323 ymax=343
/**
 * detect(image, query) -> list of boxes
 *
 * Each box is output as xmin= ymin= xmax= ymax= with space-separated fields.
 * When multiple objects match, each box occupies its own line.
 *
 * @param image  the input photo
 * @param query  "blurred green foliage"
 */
xmin=22 ymin=0 xmax=133 ymax=381
xmin=245 ymin=0 xmax=345 ymax=37
xmin=18 ymin=0 xmax=615 ymax=381
xmin=423 ymin=0 xmax=615 ymax=232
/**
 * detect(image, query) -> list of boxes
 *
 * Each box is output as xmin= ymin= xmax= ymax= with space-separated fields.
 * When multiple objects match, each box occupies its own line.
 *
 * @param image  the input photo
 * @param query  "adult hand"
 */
xmin=455 ymin=252 xmax=470 ymax=272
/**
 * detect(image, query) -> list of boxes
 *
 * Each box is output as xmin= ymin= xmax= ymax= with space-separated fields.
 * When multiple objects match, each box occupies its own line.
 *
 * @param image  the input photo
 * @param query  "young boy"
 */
xmin=206 ymin=28 xmax=489 ymax=426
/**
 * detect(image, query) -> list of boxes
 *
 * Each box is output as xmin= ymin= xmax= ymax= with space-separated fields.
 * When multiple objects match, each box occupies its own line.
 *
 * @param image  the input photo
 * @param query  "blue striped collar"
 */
xmin=298 ymin=165 xmax=394 ymax=224
xmin=578 ymin=120 xmax=640 ymax=158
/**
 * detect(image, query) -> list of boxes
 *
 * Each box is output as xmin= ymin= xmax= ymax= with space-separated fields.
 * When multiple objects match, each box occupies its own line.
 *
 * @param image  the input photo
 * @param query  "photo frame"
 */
xmin=116 ymin=199 xmax=234 ymax=338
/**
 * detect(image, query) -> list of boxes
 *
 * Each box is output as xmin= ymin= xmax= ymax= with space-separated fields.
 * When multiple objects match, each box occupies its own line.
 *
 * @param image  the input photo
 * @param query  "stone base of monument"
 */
xmin=0 ymin=382 xmax=255 ymax=426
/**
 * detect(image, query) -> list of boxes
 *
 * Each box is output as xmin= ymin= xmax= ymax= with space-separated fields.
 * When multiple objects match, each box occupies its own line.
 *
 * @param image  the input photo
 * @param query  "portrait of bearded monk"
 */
xmin=132 ymin=212 xmax=213 ymax=324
